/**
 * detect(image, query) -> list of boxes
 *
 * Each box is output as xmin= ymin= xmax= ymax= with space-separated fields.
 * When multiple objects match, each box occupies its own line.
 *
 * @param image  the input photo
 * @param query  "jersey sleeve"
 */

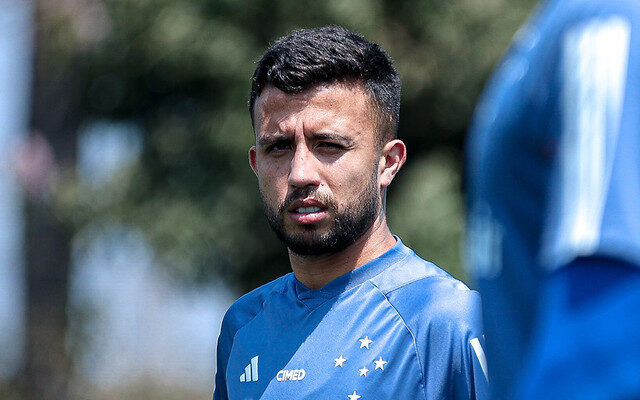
xmin=542 ymin=8 xmax=640 ymax=271
xmin=452 ymin=291 xmax=490 ymax=400
xmin=460 ymin=332 xmax=490 ymax=399
xmin=213 ymin=311 xmax=235 ymax=400
xmin=386 ymin=277 xmax=490 ymax=399
xmin=212 ymin=275 xmax=285 ymax=400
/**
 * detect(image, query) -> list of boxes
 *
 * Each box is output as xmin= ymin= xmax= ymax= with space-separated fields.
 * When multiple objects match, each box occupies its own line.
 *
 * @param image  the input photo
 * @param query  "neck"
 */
xmin=289 ymin=215 xmax=396 ymax=290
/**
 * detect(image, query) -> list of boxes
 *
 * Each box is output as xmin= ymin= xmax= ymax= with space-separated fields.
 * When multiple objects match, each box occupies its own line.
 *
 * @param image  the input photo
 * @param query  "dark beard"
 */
xmin=261 ymin=172 xmax=380 ymax=256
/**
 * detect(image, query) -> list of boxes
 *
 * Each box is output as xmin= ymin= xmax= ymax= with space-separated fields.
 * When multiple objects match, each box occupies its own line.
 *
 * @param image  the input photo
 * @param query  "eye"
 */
xmin=266 ymin=140 xmax=291 ymax=153
xmin=316 ymin=142 xmax=345 ymax=151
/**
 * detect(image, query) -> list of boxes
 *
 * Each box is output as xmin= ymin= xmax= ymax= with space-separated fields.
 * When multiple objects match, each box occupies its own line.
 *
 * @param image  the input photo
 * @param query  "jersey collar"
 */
xmin=292 ymin=236 xmax=412 ymax=309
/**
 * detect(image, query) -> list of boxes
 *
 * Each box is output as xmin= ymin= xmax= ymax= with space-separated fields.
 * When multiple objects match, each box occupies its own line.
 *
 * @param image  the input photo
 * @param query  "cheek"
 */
xmin=257 ymin=162 xmax=290 ymax=195
xmin=329 ymin=162 xmax=379 ymax=203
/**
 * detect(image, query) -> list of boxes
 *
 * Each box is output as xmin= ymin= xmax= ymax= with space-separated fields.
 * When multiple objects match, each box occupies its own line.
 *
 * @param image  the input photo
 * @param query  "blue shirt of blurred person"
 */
xmin=467 ymin=0 xmax=640 ymax=398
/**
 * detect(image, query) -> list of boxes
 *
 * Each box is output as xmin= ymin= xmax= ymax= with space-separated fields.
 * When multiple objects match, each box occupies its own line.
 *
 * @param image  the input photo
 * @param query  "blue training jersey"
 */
xmin=466 ymin=0 xmax=640 ymax=398
xmin=214 ymin=238 xmax=489 ymax=400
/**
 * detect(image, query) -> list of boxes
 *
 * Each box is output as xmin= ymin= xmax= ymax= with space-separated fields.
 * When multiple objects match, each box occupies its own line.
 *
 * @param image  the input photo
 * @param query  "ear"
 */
xmin=378 ymin=139 xmax=406 ymax=188
xmin=248 ymin=146 xmax=258 ymax=176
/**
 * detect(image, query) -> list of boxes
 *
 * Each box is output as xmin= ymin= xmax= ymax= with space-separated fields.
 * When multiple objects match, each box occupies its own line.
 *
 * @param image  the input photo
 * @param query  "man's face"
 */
xmin=249 ymin=83 xmax=384 ymax=256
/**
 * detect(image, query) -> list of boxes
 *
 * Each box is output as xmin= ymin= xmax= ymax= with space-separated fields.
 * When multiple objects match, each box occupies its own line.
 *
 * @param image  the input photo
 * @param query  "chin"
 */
xmin=283 ymin=230 xmax=356 ymax=256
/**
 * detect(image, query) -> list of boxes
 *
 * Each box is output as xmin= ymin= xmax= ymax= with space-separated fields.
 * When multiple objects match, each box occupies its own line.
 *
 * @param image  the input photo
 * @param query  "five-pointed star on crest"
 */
xmin=359 ymin=336 xmax=373 ymax=349
xmin=347 ymin=390 xmax=362 ymax=400
xmin=334 ymin=355 xmax=347 ymax=367
xmin=374 ymin=356 xmax=388 ymax=370
xmin=359 ymin=366 xmax=369 ymax=377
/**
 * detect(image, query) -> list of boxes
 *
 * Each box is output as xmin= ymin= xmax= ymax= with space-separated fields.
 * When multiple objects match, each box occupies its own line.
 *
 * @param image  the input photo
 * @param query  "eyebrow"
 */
xmin=312 ymin=132 xmax=354 ymax=145
xmin=256 ymin=132 xmax=355 ymax=147
xmin=257 ymin=133 xmax=289 ymax=147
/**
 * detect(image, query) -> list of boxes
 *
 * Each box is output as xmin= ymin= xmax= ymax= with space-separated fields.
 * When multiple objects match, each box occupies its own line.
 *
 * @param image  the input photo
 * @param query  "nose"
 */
xmin=288 ymin=142 xmax=321 ymax=188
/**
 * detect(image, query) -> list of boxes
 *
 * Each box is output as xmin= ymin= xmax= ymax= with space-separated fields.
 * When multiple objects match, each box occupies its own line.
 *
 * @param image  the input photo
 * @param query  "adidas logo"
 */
xmin=239 ymin=356 xmax=259 ymax=382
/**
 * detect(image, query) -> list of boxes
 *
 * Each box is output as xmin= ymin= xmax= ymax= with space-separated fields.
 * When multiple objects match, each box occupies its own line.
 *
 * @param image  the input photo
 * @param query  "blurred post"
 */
xmin=18 ymin=1 xmax=85 ymax=398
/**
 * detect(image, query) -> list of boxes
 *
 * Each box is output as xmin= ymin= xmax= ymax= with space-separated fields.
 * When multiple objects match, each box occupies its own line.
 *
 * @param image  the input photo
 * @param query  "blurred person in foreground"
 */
xmin=467 ymin=0 xmax=640 ymax=399
xmin=213 ymin=26 xmax=489 ymax=400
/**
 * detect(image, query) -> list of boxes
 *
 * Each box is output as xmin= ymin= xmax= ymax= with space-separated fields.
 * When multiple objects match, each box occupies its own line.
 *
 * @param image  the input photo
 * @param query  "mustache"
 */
xmin=279 ymin=187 xmax=336 ymax=213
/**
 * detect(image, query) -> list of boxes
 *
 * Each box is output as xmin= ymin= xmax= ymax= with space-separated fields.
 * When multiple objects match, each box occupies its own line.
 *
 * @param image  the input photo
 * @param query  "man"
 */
xmin=213 ymin=26 xmax=488 ymax=400
xmin=467 ymin=0 xmax=640 ymax=398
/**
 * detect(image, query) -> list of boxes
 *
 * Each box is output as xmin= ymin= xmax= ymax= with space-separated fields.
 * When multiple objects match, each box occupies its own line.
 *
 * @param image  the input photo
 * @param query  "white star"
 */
xmin=347 ymin=390 xmax=362 ymax=400
xmin=373 ymin=356 xmax=388 ymax=370
xmin=334 ymin=355 xmax=347 ymax=367
xmin=359 ymin=366 xmax=369 ymax=377
xmin=359 ymin=336 xmax=373 ymax=349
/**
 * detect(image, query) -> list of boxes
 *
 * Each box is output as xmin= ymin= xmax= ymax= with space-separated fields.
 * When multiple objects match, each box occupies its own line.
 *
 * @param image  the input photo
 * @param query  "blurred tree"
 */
xmin=43 ymin=0 xmax=538 ymax=293
xmin=20 ymin=2 xmax=88 ymax=398
xmin=388 ymin=150 xmax=466 ymax=280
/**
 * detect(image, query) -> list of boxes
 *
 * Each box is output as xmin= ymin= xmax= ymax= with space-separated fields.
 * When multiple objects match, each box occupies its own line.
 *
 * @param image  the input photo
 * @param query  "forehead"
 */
xmin=253 ymin=82 xmax=377 ymax=137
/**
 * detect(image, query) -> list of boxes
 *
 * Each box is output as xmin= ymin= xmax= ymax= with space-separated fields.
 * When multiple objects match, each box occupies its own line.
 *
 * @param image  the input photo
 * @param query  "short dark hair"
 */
xmin=249 ymin=26 xmax=401 ymax=143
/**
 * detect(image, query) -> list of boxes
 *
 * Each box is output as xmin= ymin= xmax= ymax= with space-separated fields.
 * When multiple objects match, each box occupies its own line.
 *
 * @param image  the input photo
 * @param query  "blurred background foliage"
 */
xmin=1 ymin=1 xmax=544 ymax=399
xmin=41 ymin=0 xmax=538 ymax=290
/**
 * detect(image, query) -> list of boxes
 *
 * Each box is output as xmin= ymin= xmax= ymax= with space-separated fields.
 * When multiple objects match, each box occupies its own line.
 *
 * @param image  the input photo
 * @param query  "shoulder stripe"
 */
xmin=470 ymin=337 xmax=489 ymax=384
xmin=555 ymin=16 xmax=630 ymax=266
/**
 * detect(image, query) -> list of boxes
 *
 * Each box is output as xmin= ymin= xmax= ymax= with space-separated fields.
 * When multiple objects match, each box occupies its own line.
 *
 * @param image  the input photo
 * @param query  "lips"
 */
xmin=287 ymin=198 xmax=328 ymax=225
